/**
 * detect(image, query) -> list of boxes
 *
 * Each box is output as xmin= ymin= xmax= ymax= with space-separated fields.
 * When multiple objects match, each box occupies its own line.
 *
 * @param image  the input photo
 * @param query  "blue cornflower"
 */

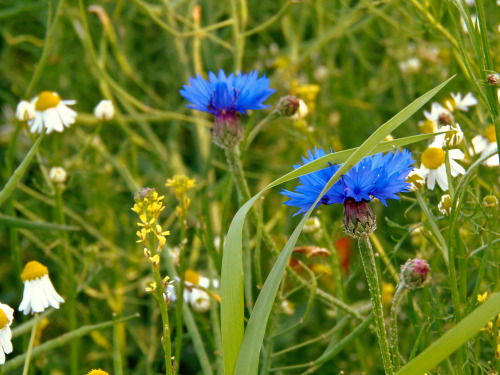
xmin=281 ymin=148 xmax=415 ymax=216
xmin=180 ymin=69 xmax=275 ymax=149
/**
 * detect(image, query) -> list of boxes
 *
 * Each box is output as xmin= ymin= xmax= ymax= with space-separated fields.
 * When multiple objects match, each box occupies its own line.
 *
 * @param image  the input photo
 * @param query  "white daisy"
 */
xmin=188 ymin=289 xmax=211 ymax=313
xmin=406 ymin=168 xmax=426 ymax=191
xmin=0 ymin=302 xmax=14 ymax=365
xmin=19 ymin=261 xmax=65 ymax=315
xmin=164 ymin=270 xmax=219 ymax=313
xmin=397 ymin=57 xmax=421 ymax=74
xmin=420 ymin=136 xmax=466 ymax=191
xmin=471 ymin=125 xmax=499 ymax=167
xmin=94 ymin=100 xmax=115 ymax=121
xmin=445 ymin=92 xmax=478 ymax=112
xmin=15 ymin=100 xmax=36 ymax=122
xmin=28 ymin=91 xmax=77 ymax=134
xmin=424 ymin=102 xmax=454 ymax=126
xmin=442 ymin=123 xmax=464 ymax=147
xmin=438 ymin=194 xmax=458 ymax=216
xmin=291 ymin=99 xmax=309 ymax=120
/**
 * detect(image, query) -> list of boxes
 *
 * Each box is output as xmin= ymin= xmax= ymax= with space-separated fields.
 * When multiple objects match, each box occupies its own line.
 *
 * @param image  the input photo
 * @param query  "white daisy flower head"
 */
xmin=406 ymin=168 xmax=426 ymax=191
xmin=29 ymin=91 xmax=77 ymax=134
xmin=420 ymin=136 xmax=466 ymax=191
xmin=303 ymin=216 xmax=321 ymax=234
xmin=281 ymin=300 xmax=295 ymax=316
xmin=482 ymin=195 xmax=498 ymax=209
xmin=418 ymin=119 xmax=438 ymax=134
xmin=188 ymin=289 xmax=211 ymax=313
xmin=438 ymin=194 xmax=458 ymax=216
xmin=445 ymin=92 xmax=478 ymax=112
xmin=471 ymin=125 xmax=499 ymax=167
xmin=0 ymin=302 xmax=14 ymax=365
xmin=184 ymin=269 xmax=219 ymax=289
xmin=49 ymin=166 xmax=67 ymax=184
xmin=19 ymin=260 xmax=65 ymax=315
xmin=442 ymin=123 xmax=464 ymax=147
xmin=94 ymin=100 xmax=115 ymax=121
xmin=15 ymin=100 xmax=36 ymax=122
xmin=424 ymin=102 xmax=454 ymax=126
xmin=397 ymin=57 xmax=421 ymax=75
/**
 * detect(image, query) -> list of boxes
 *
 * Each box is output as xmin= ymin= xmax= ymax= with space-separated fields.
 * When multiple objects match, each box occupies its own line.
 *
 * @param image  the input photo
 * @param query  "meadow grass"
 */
xmin=0 ymin=0 xmax=500 ymax=374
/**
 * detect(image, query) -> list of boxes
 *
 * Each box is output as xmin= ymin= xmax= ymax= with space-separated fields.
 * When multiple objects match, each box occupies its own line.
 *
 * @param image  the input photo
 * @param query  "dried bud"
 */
xmin=343 ymin=200 xmax=377 ymax=239
xmin=487 ymin=73 xmax=500 ymax=87
xmin=400 ymin=259 xmax=431 ymax=289
xmin=438 ymin=111 xmax=454 ymax=126
xmin=277 ymin=96 xmax=300 ymax=117
xmin=438 ymin=194 xmax=458 ymax=216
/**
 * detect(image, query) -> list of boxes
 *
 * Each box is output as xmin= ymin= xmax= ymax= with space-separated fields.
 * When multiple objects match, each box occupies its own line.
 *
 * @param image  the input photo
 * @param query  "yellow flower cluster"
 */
xmin=132 ymin=188 xmax=170 ymax=255
xmin=165 ymin=175 xmax=196 ymax=216
xmin=291 ymin=81 xmax=320 ymax=112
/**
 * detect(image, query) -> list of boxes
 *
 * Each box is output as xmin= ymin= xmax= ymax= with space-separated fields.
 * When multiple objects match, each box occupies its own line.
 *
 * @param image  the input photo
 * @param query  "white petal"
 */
xmin=485 ymin=155 xmax=500 ymax=167
xmin=448 ymin=149 xmax=465 ymax=161
xmin=31 ymin=279 xmax=45 ymax=313
xmin=472 ymin=135 xmax=487 ymax=154
xmin=0 ymin=304 xmax=14 ymax=323
xmin=57 ymin=104 xmax=77 ymax=127
xmin=45 ymin=109 xmax=63 ymax=133
xmin=427 ymin=171 xmax=436 ymax=190
xmin=450 ymin=160 xmax=466 ymax=177
xmin=44 ymin=277 xmax=64 ymax=308
xmin=0 ymin=346 xmax=5 ymax=364
xmin=435 ymin=168 xmax=449 ymax=191
xmin=0 ymin=328 xmax=13 ymax=354
xmin=19 ymin=281 xmax=32 ymax=314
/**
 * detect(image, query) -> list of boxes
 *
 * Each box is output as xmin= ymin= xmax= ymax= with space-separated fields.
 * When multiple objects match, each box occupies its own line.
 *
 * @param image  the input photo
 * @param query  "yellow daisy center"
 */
xmin=419 ymin=120 xmax=437 ymax=134
xmin=485 ymin=125 xmax=497 ymax=143
xmin=87 ymin=370 xmax=110 ymax=375
xmin=407 ymin=173 xmax=424 ymax=189
xmin=35 ymin=91 xmax=61 ymax=111
xmin=184 ymin=269 xmax=200 ymax=285
xmin=422 ymin=148 xmax=445 ymax=169
xmin=0 ymin=309 xmax=8 ymax=329
xmin=21 ymin=261 xmax=49 ymax=282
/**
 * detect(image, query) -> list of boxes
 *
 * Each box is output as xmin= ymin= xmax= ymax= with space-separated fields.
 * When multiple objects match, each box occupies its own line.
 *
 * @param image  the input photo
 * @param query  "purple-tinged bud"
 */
xmin=277 ymin=96 xmax=300 ymax=117
xmin=400 ymin=259 xmax=431 ymax=289
xmin=487 ymin=73 xmax=500 ymax=87
xmin=212 ymin=112 xmax=243 ymax=149
xmin=343 ymin=199 xmax=377 ymax=239
xmin=438 ymin=111 xmax=454 ymax=126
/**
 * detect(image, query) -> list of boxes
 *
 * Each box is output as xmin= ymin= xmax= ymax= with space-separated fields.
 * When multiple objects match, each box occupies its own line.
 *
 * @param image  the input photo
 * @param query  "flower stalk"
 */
xmin=390 ymin=283 xmax=406 ymax=370
xmin=21 ymin=312 xmax=39 ymax=375
xmin=357 ymin=236 xmax=394 ymax=375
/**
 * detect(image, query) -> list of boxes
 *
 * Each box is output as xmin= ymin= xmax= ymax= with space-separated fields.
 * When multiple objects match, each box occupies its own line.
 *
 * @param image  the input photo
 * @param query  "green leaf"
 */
xmin=221 ymin=76 xmax=455 ymax=375
xmin=396 ymin=292 xmax=500 ymax=375
xmin=0 ymin=132 xmax=45 ymax=208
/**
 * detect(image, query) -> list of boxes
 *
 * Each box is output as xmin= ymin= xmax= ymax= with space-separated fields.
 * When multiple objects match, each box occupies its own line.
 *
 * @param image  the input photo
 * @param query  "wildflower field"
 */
xmin=1 ymin=0 xmax=500 ymax=374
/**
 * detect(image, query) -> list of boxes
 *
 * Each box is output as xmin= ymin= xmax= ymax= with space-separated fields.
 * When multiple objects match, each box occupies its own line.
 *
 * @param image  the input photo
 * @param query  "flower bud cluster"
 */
xmin=165 ymin=175 xmax=196 ymax=216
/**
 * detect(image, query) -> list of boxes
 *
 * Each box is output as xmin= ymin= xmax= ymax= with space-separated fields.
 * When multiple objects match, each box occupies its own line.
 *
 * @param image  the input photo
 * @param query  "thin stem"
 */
xmin=54 ymin=185 xmax=78 ymax=375
xmin=148 ymin=231 xmax=173 ymax=375
xmin=390 ymin=283 xmax=407 ymax=370
xmin=22 ymin=312 xmax=39 ymax=375
xmin=357 ymin=236 xmax=394 ymax=375
xmin=174 ymin=210 xmax=188 ymax=374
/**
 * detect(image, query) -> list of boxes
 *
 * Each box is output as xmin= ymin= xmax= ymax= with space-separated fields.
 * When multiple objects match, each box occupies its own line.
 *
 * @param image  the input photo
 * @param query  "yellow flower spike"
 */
xmin=496 ymin=344 xmax=500 ymax=359
xmin=496 ymin=313 xmax=500 ymax=328
xmin=166 ymin=175 xmax=196 ymax=201
xmin=149 ymin=255 xmax=160 ymax=266
xmin=145 ymin=282 xmax=157 ymax=293
xmin=382 ymin=283 xmax=395 ymax=307
xmin=144 ymin=248 xmax=151 ymax=258
xmin=478 ymin=292 xmax=488 ymax=303
xmin=158 ymin=236 xmax=166 ymax=248
xmin=480 ymin=321 xmax=493 ymax=334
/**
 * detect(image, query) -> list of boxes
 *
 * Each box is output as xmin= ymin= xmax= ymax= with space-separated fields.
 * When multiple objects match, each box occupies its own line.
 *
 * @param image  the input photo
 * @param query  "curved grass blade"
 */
xmin=0 ymin=132 xmax=45 ymax=208
xmin=396 ymin=292 xmax=500 ymax=375
xmin=0 ymin=214 xmax=79 ymax=231
xmin=221 ymin=76 xmax=455 ymax=375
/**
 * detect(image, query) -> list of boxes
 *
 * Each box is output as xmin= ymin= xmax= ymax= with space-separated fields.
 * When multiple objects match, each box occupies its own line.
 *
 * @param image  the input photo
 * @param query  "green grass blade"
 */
xmin=0 ymin=214 xmax=79 ymax=231
xmin=221 ymin=77 xmax=454 ymax=375
xmin=0 ymin=132 xmax=44 ymax=208
xmin=396 ymin=292 xmax=500 ymax=375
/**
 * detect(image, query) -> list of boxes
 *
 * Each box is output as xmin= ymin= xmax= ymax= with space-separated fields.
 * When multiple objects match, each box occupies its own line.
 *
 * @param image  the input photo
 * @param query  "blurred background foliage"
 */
xmin=0 ymin=0 xmax=499 ymax=374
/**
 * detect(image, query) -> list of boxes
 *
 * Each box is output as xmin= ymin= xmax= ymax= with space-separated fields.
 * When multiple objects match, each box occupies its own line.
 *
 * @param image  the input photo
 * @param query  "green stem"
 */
xmin=21 ymin=312 xmax=39 ymax=375
xmin=174 ymin=209 xmax=188 ymax=374
xmin=390 ymin=283 xmax=407 ymax=370
xmin=148 ymin=232 xmax=173 ymax=375
xmin=357 ymin=236 xmax=394 ymax=375
xmin=54 ymin=185 xmax=78 ymax=375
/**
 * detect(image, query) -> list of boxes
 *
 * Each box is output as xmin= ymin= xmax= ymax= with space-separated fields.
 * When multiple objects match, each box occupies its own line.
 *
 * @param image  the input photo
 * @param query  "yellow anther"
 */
xmin=35 ymin=91 xmax=61 ymax=111
xmin=0 ymin=309 xmax=8 ymax=329
xmin=421 ymin=148 xmax=445 ymax=169
xmin=185 ymin=269 xmax=201 ymax=285
xmin=485 ymin=124 xmax=497 ymax=143
xmin=21 ymin=261 xmax=49 ymax=282
xmin=418 ymin=119 xmax=437 ymax=134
